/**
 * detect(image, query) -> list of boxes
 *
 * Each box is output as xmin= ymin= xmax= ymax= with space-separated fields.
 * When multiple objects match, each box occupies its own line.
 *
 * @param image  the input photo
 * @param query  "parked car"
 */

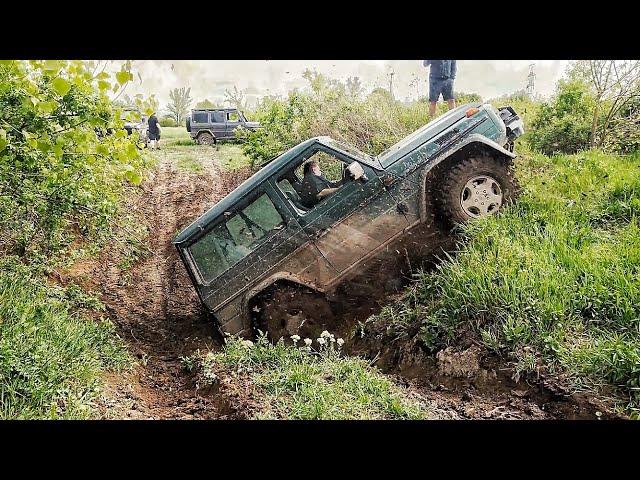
xmin=121 ymin=108 xmax=148 ymax=148
xmin=186 ymin=108 xmax=260 ymax=145
xmin=173 ymin=102 xmax=524 ymax=341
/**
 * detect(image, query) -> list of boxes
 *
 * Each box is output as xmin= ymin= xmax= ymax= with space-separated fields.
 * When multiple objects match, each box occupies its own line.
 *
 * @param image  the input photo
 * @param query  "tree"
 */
xmin=196 ymin=98 xmax=216 ymax=108
xmin=166 ymin=87 xmax=192 ymax=124
xmin=346 ymin=76 xmax=363 ymax=99
xmin=224 ymin=86 xmax=246 ymax=110
xmin=569 ymin=60 xmax=640 ymax=148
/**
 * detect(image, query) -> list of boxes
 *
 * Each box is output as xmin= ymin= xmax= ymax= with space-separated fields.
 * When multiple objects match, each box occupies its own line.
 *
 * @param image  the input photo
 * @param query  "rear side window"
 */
xmin=189 ymin=193 xmax=284 ymax=282
xmin=212 ymin=111 xmax=225 ymax=123
xmin=192 ymin=112 xmax=208 ymax=123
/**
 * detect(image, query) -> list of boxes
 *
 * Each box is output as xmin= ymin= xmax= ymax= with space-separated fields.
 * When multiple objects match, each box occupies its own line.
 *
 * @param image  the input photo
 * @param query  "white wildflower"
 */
xmin=317 ymin=337 xmax=326 ymax=345
xmin=241 ymin=340 xmax=254 ymax=348
xmin=304 ymin=338 xmax=313 ymax=346
xmin=291 ymin=335 xmax=301 ymax=344
xmin=321 ymin=330 xmax=330 ymax=338
xmin=337 ymin=338 xmax=345 ymax=347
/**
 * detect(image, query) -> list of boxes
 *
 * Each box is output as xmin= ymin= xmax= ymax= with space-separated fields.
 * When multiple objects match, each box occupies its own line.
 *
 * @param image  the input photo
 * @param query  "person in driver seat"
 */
xmin=299 ymin=159 xmax=347 ymax=209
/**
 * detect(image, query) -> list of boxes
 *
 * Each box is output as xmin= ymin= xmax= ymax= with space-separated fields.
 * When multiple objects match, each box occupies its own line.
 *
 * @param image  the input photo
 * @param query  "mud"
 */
xmin=350 ymin=321 xmax=624 ymax=420
xmin=90 ymin=148 xmax=249 ymax=419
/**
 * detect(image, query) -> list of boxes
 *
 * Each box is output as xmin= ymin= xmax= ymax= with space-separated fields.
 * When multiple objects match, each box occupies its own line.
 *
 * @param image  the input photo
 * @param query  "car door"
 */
xmin=278 ymin=144 xmax=411 ymax=277
xmin=210 ymin=111 xmax=227 ymax=139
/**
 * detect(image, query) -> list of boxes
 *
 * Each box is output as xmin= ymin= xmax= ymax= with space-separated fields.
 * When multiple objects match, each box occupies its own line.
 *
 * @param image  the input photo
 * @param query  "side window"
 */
xmin=212 ymin=111 xmax=225 ymax=123
xmin=192 ymin=112 xmax=208 ymax=123
xmin=282 ymin=149 xmax=349 ymax=212
xmin=294 ymin=150 xmax=345 ymax=183
xmin=188 ymin=193 xmax=284 ymax=282
xmin=227 ymin=111 xmax=240 ymax=122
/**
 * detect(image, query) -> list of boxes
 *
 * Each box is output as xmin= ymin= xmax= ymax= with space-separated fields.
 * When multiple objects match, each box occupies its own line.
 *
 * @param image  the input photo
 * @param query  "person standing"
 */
xmin=147 ymin=112 xmax=161 ymax=150
xmin=423 ymin=60 xmax=457 ymax=117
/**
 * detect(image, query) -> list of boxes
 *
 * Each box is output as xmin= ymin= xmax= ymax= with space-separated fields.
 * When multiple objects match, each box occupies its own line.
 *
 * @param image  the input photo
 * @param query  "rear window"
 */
xmin=188 ymin=193 xmax=284 ymax=282
xmin=192 ymin=112 xmax=208 ymax=123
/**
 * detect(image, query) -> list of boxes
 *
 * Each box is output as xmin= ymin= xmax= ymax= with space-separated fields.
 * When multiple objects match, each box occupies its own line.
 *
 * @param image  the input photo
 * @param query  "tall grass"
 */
xmin=203 ymin=334 xmax=426 ymax=419
xmin=373 ymin=149 xmax=640 ymax=409
xmin=0 ymin=258 xmax=130 ymax=419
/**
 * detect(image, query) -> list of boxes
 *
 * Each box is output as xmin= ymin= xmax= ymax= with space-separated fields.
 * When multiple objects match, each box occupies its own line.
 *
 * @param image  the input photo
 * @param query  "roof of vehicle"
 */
xmin=173 ymin=136 xmax=377 ymax=246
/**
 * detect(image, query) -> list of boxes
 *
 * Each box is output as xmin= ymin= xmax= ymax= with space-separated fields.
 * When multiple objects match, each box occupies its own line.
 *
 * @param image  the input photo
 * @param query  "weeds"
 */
xmin=203 ymin=333 xmax=426 ymax=420
xmin=373 ymin=150 xmax=640 ymax=409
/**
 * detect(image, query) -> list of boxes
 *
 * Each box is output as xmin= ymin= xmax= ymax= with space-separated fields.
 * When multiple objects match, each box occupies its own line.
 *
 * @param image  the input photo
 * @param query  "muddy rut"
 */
xmin=95 ymin=150 xmax=241 ymax=419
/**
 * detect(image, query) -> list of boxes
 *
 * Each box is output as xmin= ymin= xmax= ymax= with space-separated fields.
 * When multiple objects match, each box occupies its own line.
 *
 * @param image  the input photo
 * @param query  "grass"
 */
xmin=203 ymin=334 xmax=426 ymax=419
xmin=0 ymin=258 xmax=131 ymax=419
xmin=372 ymin=148 xmax=640 ymax=412
xmin=160 ymin=126 xmax=190 ymax=141
xmin=215 ymin=144 xmax=252 ymax=171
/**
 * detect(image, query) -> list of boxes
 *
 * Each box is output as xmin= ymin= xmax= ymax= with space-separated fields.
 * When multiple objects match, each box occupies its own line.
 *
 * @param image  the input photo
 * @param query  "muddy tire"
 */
xmin=252 ymin=286 xmax=338 ymax=343
xmin=436 ymin=155 xmax=519 ymax=225
xmin=197 ymin=131 xmax=215 ymax=146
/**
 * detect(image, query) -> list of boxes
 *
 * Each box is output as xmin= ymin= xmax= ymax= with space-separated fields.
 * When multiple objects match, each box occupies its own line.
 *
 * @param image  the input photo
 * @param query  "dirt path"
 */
xmin=95 ymin=147 xmax=244 ymax=419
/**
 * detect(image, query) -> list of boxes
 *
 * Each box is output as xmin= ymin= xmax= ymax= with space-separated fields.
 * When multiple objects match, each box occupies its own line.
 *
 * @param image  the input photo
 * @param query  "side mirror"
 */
xmin=346 ymin=161 xmax=367 ymax=182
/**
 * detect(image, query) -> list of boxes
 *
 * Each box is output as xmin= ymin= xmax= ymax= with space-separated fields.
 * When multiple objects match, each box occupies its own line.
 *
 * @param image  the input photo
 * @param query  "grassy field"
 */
xmin=372 ymin=148 xmax=640 ymax=413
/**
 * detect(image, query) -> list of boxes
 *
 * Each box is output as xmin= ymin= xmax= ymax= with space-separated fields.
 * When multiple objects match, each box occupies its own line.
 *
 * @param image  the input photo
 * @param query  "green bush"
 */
xmin=528 ymin=80 xmax=596 ymax=156
xmin=237 ymin=70 xmax=487 ymax=168
xmin=159 ymin=116 xmax=177 ymax=127
xmin=0 ymin=60 xmax=152 ymax=259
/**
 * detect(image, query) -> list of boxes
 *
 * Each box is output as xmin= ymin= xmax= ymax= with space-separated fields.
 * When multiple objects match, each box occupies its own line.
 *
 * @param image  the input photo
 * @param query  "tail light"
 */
xmin=465 ymin=107 xmax=479 ymax=117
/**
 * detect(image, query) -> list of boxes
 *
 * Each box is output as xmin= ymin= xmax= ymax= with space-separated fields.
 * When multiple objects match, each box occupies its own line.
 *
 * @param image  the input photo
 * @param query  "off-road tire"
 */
xmin=252 ymin=285 xmax=338 ymax=343
xmin=196 ymin=131 xmax=215 ymax=146
xmin=436 ymin=155 xmax=519 ymax=225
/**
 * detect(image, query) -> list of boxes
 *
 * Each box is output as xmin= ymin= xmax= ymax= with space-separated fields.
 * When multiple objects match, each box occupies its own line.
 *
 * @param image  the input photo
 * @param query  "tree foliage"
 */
xmin=0 ymin=60 xmax=150 ymax=258
xmin=166 ymin=86 xmax=192 ymax=124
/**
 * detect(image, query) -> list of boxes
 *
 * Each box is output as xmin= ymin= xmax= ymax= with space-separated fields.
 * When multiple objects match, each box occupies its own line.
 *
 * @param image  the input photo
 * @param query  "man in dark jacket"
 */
xmin=299 ymin=159 xmax=347 ymax=208
xmin=147 ymin=112 xmax=161 ymax=150
xmin=423 ymin=60 xmax=457 ymax=117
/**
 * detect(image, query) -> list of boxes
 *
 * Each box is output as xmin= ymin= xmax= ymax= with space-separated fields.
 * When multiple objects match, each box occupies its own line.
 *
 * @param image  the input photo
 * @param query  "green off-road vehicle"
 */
xmin=173 ymin=102 xmax=524 ymax=341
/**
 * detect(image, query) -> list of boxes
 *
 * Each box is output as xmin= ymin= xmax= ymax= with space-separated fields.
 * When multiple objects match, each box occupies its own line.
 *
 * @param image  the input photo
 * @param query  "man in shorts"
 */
xmin=423 ymin=60 xmax=457 ymax=117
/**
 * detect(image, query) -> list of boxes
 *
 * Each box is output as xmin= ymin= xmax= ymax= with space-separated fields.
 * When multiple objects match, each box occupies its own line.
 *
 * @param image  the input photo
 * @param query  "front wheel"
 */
xmin=436 ymin=155 xmax=519 ymax=225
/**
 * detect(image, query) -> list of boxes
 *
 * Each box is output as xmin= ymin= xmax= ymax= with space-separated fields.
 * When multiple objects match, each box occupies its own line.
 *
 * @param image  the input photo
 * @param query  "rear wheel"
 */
xmin=197 ymin=131 xmax=215 ymax=145
xmin=252 ymin=285 xmax=338 ymax=343
xmin=436 ymin=155 xmax=519 ymax=225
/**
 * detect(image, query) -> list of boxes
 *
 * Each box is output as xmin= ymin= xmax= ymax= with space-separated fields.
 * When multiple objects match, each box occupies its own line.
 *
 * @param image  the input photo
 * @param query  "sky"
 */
xmin=113 ymin=60 xmax=570 ymax=113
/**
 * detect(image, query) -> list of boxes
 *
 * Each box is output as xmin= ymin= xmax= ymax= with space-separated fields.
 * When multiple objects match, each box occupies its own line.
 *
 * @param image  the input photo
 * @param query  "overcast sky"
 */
xmin=115 ymin=60 xmax=570 ymax=112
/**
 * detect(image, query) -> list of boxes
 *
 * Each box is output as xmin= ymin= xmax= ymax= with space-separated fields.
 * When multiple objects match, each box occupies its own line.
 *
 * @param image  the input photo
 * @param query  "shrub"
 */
xmin=528 ymin=80 xmax=597 ymax=156
xmin=159 ymin=116 xmax=177 ymax=127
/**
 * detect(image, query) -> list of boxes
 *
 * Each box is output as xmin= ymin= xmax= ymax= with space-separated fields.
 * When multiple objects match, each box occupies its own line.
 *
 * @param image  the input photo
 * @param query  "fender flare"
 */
xmin=242 ymin=272 xmax=325 ymax=315
xmin=195 ymin=129 xmax=217 ymax=141
xmin=418 ymin=134 xmax=517 ymax=222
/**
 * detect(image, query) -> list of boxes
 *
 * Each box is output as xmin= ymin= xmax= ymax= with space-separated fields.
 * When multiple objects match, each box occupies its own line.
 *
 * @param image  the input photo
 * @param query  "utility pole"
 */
xmin=526 ymin=63 xmax=536 ymax=98
xmin=388 ymin=68 xmax=395 ymax=99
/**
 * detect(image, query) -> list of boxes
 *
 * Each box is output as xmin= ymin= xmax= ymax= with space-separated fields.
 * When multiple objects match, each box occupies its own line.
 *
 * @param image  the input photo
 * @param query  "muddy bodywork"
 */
xmin=173 ymin=102 xmax=523 ymax=336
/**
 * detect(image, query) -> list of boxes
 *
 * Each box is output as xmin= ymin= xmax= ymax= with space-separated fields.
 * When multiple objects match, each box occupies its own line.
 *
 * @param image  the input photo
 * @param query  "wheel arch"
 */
xmin=196 ymin=129 xmax=217 ymax=143
xmin=419 ymin=137 xmax=516 ymax=222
